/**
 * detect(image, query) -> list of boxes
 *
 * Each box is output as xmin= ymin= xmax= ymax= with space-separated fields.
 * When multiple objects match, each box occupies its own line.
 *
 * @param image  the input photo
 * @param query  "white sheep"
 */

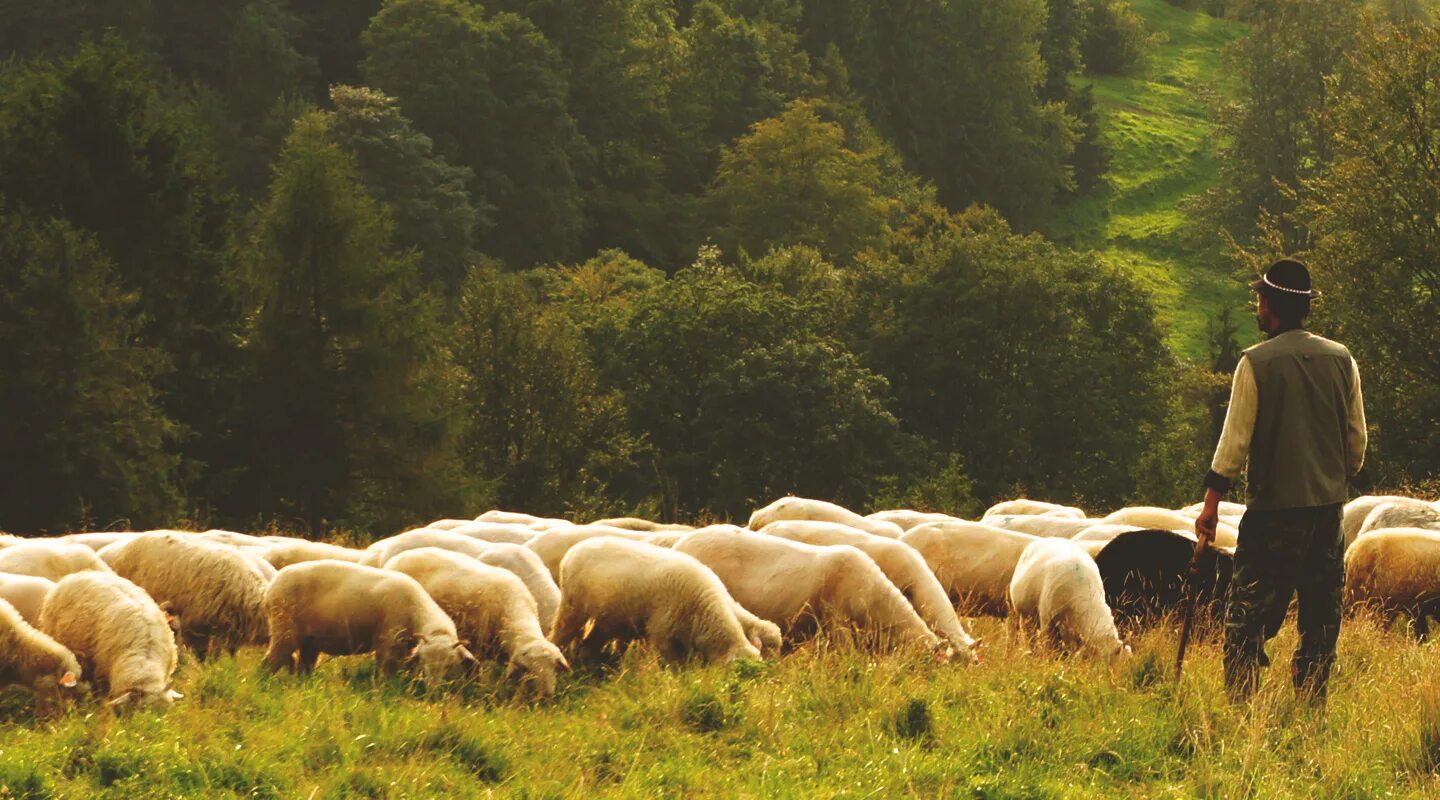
xmin=899 ymin=521 xmax=1039 ymax=617
xmin=865 ymin=510 xmax=964 ymax=532
xmin=384 ymin=548 xmax=569 ymax=697
xmin=986 ymin=515 xmax=1101 ymax=539
xmin=99 ymin=532 xmax=270 ymax=656
xmin=1356 ymin=502 xmax=1440 ymax=541
xmin=424 ymin=519 xmax=475 ymax=531
xmin=747 ymin=496 xmax=904 ymax=539
xmin=60 ymin=532 xmax=141 ymax=551
xmin=1069 ymin=524 xmax=1143 ymax=544
xmin=590 ymin=517 xmax=696 ymax=533
xmin=1100 ymin=507 xmax=1239 ymax=548
xmin=466 ymin=544 xmax=562 ymax=633
xmin=1181 ymin=500 xmax=1247 ymax=517
xmin=673 ymin=528 xmax=944 ymax=655
xmin=526 ymin=525 xmax=688 ymax=580
xmin=1345 ymin=528 xmax=1440 ymax=638
xmin=983 ymin=500 xmax=1086 ymax=519
xmin=1343 ymin=496 xmax=1428 ymax=546
xmin=39 ymin=571 xmax=181 ymax=710
xmin=476 ymin=510 xmax=570 ymax=528
xmin=0 ymin=539 xmax=114 ymax=582
xmin=262 ymin=560 xmax=477 ymax=684
xmin=758 ymin=520 xmax=977 ymax=661
xmin=550 ymin=537 xmax=760 ymax=665
xmin=0 ymin=573 xmax=56 ymax=626
xmin=196 ymin=529 xmax=274 ymax=549
xmin=0 ymin=597 xmax=82 ymax=710
xmin=1008 ymin=538 xmax=1127 ymax=661
xmin=435 ymin=521 xmax=536 ymax=545
xmin=264 ymin=540 xmax=369 ymax=570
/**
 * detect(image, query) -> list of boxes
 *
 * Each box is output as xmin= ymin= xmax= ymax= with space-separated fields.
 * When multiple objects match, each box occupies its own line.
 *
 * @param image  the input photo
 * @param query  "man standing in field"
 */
xmin=1194 ymin=258 xmax=1367 ymax=705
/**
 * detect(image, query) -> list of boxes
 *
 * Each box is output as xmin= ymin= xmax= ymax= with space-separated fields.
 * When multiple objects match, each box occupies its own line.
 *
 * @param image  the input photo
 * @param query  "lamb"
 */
xmin=758 ymin=520 xmax=977 ymax=660
xmin=1356 ymin=501 xmax=1440 ymax=541
xmin=264 ymin=540 xmax=369 ymax=570
xmin=384 ymin=548 xmax=569 ymax=697
xmin=986 ymin=515 xmax=1100 ymax=539
xmin=1343 ymin=496 xmax=1429 ymax=546
xmin=983 ymin=500 xmax=1086 ymax=519
xmin=0 ymin=598 xmax=82 ymax=710
xmin=263 ymin=560 xmax=477 ymax=683
xmin=0 ymin=540 xmax=113 ymax=582
xmin=0 ymin=573 xmax=56 ymax=625
xmin=747 ymin=496 xmax=904 ymax=539
xmin=899 ymin=521 xmax=1039 ymax=616
xmin=39 ymin=571 xmax=181 ymax=710
xmin=865 ymin=510 xmax=963 ymax=532
xmin=1345 ymin=528 xmax=1440 ymax=639
xmin=526 ymin=526 xmax=688 ymax=580
xmin=673 ymin=528 xmax=944 ymax=654
xmin=99 ymin=532 xmax=270 ymax=656
xmin=437 ymin=521 xmax=536 ymax=545
xmin=550 ymin=537 xmax=761 ymax=665
xmin=1008 ymin=538 xmax=1128 ymax=661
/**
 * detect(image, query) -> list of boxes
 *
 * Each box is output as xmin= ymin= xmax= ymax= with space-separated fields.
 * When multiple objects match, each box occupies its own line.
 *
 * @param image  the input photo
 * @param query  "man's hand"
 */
xmin=1194 ymin=488 xmax=1223 ymax=549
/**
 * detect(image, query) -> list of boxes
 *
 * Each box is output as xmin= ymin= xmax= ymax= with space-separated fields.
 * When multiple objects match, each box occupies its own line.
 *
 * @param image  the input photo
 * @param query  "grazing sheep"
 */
xmin=986 ymin=515 xmax=1100 ymax=539
xmin=550 ymin=537 xmax=761 ymax=665
xmin=1356 ymin=502 xmax=1440 ymax=541
xmin=99 ymin=533 xmax=270 ymax=656
xmin=748 ymin=497 xmax=903 ymax=539
xmin=900 ymin=521 xmax=1039 ymax=616
xmin=466 ymin=544 xmax=561 ymax=633
xmin=1009 ymin=538 xmax=1127 ymax=661
xmin=39 ymin=571 xmax=180 ymax=710
xmin=0 ymin=540 xmax=113 ymax=582
xmin=1070 ymin=524 xmax=1143 ymax=543
xmin=477 ymin=510 xmax=569 ymax=528
xmin=364 ymin=528 xmax=498 ymax=568
xmin=262 ymin=561 xmax=477 ymax=684
xmin=264 ymin=541 xmax=369 ymax=571
xmin=526 ymin=526 xmax=687 ymax=580
xmin=1092 ymin=530 xmax=1233 ymax=631
xmin=197 ymin=529 xmax=273 ymax=549
xmin=384 ymin=548 xmax=569 ymax=697
xmin=0 ymin=574 xmax=56 ymax=626
xmin=674 ymin=528 xmax=944 ymax=654
xmin=1343 ymin=496 xmax=1429 ymax=547
xmin=0 ymin=598 xmax=82 ymax=710
xmin=437 ymin=522 xmax=536 ymax=545
xmin=1345 ymin=528 xmax=1440 ymax=639
xmin=758 ymin=520 xmax=977 ymax=661
xmin=983 ymin=500 xmax=1086 ymax=519
xmin=865 ymin=510 xmax=964 ymax=532
xmin=60 ymin=532 xmax=140 ymax=552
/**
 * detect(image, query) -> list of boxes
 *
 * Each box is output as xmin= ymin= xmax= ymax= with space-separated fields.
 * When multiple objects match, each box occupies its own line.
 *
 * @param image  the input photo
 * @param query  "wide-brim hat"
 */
xmin=1250 ymin=257 xmax=1321 ymax=298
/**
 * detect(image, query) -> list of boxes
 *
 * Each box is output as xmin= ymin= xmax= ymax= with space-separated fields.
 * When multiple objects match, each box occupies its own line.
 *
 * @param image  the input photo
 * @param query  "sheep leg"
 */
xmin=548 ymin=604 xmax=589 ymax=658
xmin=1414 ymin=610 xmax=1431 ymax=643
xmin=297 ymin=643 xmax=321 ymax=674
xmin=263 ymin=639 xmax=297 ymax=674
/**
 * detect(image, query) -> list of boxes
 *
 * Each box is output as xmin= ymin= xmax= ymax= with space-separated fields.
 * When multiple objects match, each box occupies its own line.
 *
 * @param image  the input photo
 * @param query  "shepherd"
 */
xmin=1193 ymin=258 xmax=1367 ymax=706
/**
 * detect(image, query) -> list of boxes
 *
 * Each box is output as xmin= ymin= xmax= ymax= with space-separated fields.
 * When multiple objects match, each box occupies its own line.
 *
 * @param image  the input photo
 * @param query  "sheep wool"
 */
xmin=0 ymin=597 xmax=82 ymax=709
xmin=1008 ymin=538 xmax=1127 ymax=661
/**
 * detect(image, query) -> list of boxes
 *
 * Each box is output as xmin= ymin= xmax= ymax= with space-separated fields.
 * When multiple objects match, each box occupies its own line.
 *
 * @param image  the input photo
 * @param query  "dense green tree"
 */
xmin=0 ymin=40 xmax=241 ymax=506
xmin=1040 ymin=0 xmax=1089 ymax=99
xmin=1208 ymin=0 xmax=1365 ymax=248
xmin=1303 ymin=22 xmax=1440 ymax=481
xmin=0 ymin=214 xmax=178 ymax=533
xmin=363 ymin=0 xmax=587 ymax=266
xmin=234 ymin=111 xmax=467 ymax=533
xmin=290 ymin=0 xmax=385 ymax=90
xmin=796 ymin=0 xmax=1076 ymax=224
xmin=852 ymin=207 xmax=1171 ymax=506
xmin=325 ymin=85 xmax=481 ymax=289
xmin=606 ymin=254 xmax=901 ymax=519
xmin=705 ymin=100 xmax=892 ymax=264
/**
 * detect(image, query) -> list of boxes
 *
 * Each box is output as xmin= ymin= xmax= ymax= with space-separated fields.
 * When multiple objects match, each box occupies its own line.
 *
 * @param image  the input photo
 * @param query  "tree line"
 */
xmin=0 ymin=0 xmax=1434 ymax=535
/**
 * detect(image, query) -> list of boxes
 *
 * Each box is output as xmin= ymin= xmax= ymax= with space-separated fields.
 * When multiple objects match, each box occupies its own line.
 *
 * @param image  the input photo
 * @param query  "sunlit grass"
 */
xmin=3 ymin=614 xmax=1439 ymax=796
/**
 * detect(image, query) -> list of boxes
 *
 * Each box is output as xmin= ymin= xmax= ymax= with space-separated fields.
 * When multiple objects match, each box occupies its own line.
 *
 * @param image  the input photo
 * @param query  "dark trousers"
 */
xmin=1223 ymin=504 xmax=1344 ymax=704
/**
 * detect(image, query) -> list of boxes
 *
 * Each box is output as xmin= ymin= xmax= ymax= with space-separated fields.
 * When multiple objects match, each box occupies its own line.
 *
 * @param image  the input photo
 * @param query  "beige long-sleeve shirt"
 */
xmin=1209 ymin=351 xmax=1368 ymax=485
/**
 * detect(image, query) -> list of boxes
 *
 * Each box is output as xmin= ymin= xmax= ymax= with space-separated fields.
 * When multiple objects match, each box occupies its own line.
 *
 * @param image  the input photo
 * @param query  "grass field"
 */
xmin=4 ymin=613 xmax=1440 ymax=798
xmin=1047 ymin=0 xmax=1251 ymax=360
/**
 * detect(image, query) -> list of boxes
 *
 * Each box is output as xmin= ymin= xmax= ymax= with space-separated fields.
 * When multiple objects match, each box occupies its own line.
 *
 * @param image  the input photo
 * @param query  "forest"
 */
xmin=2 ymin=0 xmax=1438 ymax=537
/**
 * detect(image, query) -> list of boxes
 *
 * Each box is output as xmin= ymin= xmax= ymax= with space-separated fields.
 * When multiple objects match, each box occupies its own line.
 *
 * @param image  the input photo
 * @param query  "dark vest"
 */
xmin=1244 ymin=330 xmax=1356 ymax=510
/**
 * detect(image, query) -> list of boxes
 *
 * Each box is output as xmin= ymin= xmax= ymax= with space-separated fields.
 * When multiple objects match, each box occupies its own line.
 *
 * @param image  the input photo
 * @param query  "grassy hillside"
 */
xmin=1048 ymin=0 xmax=1250 ymax=360
xmin=4 ymin=616 xmax=1440 ymax=798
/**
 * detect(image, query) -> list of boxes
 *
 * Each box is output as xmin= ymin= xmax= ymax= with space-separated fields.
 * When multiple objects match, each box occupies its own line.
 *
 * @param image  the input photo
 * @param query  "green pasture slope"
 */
xmin=1048 ymin=0 xmax=1249 ymax=360
xmin=4 ymin=617 xmax=1440 ymax=797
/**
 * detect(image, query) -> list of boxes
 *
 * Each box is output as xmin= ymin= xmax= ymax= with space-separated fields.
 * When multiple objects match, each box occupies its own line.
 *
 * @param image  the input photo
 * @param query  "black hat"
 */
xmin=1250 ymin=257 xmax=1320 ymax=299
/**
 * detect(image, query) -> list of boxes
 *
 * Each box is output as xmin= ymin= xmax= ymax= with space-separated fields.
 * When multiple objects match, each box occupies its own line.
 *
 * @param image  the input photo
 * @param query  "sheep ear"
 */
xmin=457 ymin=646 xmax=479 ymax=666
xmin=58 ymin=671 xmax=78 ymax=688
xmin=556 ymin=654 xmax=571 ymax=673
xmin=167 ymin=689 xmax=184 ymax=701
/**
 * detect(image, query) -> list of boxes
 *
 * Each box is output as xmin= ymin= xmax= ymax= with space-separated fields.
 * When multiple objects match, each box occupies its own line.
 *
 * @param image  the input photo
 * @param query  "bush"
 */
xmin=1084 ymin=1 xmax=1160 ymax=75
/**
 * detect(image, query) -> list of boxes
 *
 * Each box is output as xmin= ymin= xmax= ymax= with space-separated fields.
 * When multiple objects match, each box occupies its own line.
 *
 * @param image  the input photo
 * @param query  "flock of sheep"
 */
xmin=1 ymin=492 xmax=1438 ymax=714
